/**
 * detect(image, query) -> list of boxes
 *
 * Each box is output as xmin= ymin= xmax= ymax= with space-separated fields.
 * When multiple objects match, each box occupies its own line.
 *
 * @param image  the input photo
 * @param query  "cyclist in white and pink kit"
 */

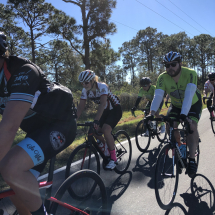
xmin=203 ymin=73 xmax=215 ymax=116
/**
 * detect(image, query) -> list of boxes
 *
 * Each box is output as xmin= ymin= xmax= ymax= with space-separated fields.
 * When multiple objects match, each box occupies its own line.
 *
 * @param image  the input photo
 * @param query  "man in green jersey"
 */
xmin=147 ymin=51 xmax=202 ymax=178
xmin=132 ymin=77 xmax=165 ymax=136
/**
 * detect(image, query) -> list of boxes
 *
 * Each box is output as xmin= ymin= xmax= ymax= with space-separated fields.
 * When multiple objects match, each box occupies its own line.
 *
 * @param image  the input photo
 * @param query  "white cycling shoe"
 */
xmin=105 ymin=159 xmax=116 ymax=170
xmin=143 ymin=129 xmax=149 ymax=137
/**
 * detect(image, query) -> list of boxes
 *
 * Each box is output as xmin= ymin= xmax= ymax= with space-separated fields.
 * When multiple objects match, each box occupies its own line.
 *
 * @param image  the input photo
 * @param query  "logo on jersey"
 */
xmin=158 ymin=77 xmax=163 ymax=88
xmin=50 ymin=131 xmax=66 ymax=150
xmin=101 ymin=88 xmax=106 ymax=94
xmin=190 ymin=73 xmax=193 ymax=83
xmin=171 ymin=86 xmax=176 ymax=89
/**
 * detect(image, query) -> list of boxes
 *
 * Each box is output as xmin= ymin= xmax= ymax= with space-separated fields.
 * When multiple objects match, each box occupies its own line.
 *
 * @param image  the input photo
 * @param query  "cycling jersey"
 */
xmin=156 ymin=67 xmax=200 ymax=108
xmin=0 ymin=56 xmax=74 ymax=124
xmin=80 ymin=82 xmax=120 ymax=110
xmin=138 ymin=85 xmax=156 ymax=102
xmin=204 ymin=80 xmax=214 ymax=93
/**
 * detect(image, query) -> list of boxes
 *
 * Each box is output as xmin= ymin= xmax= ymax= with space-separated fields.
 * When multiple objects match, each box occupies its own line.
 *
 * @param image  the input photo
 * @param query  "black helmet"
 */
xmin=208 ymin=72 xmax=215 ymax=79
xmin=0 ymin=32 xmax=8 ymax=56
xmin=140 ymin=77 xmax=151 ymax=86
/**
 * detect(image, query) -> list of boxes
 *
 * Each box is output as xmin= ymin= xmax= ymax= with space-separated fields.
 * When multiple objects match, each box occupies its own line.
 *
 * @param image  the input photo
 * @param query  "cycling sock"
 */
xmin=31 ymin=203 xmax=47 ymax=215
xmin=109 ymin=149 xmax=117 ymax=162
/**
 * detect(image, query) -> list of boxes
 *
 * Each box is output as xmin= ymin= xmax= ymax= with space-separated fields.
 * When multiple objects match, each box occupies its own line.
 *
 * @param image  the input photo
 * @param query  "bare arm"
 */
xmin=0 ymin=101 xmax=31 ymax=161
xmin=76 ymin=99 xmax=86 ymax=120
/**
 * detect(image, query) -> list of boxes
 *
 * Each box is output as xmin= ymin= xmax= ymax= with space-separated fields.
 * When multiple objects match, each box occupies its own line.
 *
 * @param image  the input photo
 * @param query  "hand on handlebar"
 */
xmin=93 ymin=120 xmax=100 ymax=130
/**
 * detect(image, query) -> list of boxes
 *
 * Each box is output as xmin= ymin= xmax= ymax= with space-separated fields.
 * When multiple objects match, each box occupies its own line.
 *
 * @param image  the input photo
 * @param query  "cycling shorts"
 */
xmin=18 ymin=112 xmax=77 ymax=174
xmin=99 ymin=105 xmax=122 ymax=129
xmin=168 ymin=96 xmax=202 ymax=123
xmin=145 ymin=100 xmax=164 ymax=112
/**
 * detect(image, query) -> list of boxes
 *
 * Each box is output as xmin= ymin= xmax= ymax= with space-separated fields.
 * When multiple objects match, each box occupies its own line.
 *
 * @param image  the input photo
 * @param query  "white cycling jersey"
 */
xmin=80 ymin=82 xmax=120 ymax=110
xmin=204 ymin=80 xmax=214 ymax=93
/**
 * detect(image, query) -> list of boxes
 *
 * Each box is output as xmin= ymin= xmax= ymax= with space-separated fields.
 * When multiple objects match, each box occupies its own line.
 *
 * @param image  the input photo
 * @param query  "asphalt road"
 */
xmin=2 ymin=108 xmax=215 ymax=215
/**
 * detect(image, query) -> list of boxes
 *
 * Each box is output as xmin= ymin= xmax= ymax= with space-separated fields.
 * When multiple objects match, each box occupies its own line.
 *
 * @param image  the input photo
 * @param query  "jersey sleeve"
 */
xmin=8 ymin=64 xmax=40 ymax=104
xmin=80 ymin=88 xmax=87 ymax=100
xmin=156 ymin=74 xmax=166 ymax=91
xmin=138 ymin=88 xmax=144 ymax=97
xmin=99 ymin=83 xmax=108 ymax=96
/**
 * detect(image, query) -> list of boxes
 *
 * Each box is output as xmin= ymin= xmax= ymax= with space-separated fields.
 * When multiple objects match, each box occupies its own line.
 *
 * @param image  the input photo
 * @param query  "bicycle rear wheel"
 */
xmin=49 ymin=170 xmax=108 ymax=215
xmin=155 ymin=144 xmax=179 ymax=210
xmin=135 ymin=120 xmax=151 ymax=152
xmin=210 ymin=112 xmax=215 ymax=134
xmin=114 ymin=130 xmax=132 ymax=174
xmin=165 ymin=202 xmax=188 ymax=215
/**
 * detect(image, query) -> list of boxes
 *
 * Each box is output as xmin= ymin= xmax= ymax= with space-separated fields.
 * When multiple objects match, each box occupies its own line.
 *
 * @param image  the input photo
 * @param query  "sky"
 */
xmin=1 ymin=0 xmax=215 ymax=64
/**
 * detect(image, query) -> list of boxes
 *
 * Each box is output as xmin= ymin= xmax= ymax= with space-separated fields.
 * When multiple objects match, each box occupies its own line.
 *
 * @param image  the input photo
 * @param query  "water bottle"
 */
xmin=179 ymin=143 xmax=186 ymax=159
xmin=97 ymin=140 xmax=110 ymax=156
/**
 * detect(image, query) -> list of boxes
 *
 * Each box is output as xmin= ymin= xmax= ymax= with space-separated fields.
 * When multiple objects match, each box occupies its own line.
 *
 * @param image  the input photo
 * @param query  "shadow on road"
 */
xmin=180 ymin=173 xmax=215 ymax=215
xmin=106 ymin=171 xmax=132 ymax=214
xmin=132 ymin=141 xmax=164 ymax=189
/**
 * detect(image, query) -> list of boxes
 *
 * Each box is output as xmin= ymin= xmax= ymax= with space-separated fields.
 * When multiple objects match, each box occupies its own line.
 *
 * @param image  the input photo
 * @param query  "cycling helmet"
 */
xmin=0 ymin=32 xmax=8 ymax=56
xmin=78 ymin=70 xmax=95 ymax=82
xmin=163 ymin=51 xmax=182 ymax=63
xmin=208 ymin=72 xmax=215 ymax=79
xmin=140 ymin=77 xmax=151 ymax=86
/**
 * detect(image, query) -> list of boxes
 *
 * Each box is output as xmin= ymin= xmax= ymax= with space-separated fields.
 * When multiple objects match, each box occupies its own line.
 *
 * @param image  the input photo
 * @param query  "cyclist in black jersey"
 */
xmin=0 ymin=32 xmax=77 ymax=215
xmin=77 ymin=70 xmax=122 ymax=170
xmin=146 ymin=51 xmax=202 ymax=178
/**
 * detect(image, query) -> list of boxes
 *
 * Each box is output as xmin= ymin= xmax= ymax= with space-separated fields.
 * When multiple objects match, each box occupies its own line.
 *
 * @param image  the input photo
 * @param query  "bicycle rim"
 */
xmin=210 ymin=113 xmax=215 ymax=134
xmin=191 ymin=174 xmax=215 ymax=212
xmin=65 ymin=143 xmax=100 ymax=178
xmin=114 ymin=130 xmax=132 ymax=174
xmin=155 ymin=144 xmax=179 ymax=210
xmin=50 ymin=170 xmax=108 ymax=215
xmin=156 ymin=122 xmax=167 ymax=143
xmin=135 ymin=120 xmax=151 ymax=152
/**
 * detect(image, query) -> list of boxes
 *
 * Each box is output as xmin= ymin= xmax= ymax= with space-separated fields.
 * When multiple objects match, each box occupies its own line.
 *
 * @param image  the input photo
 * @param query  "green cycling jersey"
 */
xmin=138 ymin=85 xmax=156 ymax=102
xmin=156 ymin=67 xmax=199 ymax=108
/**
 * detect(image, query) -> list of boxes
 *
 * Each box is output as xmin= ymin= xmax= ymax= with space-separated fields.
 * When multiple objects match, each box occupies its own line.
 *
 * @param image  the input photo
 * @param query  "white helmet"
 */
xmin=78 ymin=70 xmax=95 ymax=82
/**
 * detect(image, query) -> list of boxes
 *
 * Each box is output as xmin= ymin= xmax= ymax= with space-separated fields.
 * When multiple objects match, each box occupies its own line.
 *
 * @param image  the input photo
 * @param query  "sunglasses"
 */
xmin=210 ymin=79 xmax=215 ymax=81
xmin=165 ymin=62 xmax=177 ymax=68
xmin=81 ymin=81 xmax=90 ymax=85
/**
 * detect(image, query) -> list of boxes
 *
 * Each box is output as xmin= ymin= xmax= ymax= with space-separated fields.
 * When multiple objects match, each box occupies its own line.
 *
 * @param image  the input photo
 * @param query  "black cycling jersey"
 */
xmin=0 ymin=56 xmax=74 ymax=132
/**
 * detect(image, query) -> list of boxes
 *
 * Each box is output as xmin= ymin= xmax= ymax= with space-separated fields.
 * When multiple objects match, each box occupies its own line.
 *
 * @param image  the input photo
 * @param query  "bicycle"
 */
xmin=154 ymin=116 xmax=200 ymax=210
xmin=132 ymin=108 xmax=167 ymax=153
xmin=65 ymin=121 xmax=132 ymax=180
xmin=0 ymin=156 xmax=108 ymax=215
xmin=203 ymin=96 xmax=215 ymax=134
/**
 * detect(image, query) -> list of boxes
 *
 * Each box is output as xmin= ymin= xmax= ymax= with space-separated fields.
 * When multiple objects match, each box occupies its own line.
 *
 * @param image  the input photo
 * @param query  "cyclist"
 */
xmin=0 ymin=32 xmax=77 ymax=215
xmin=131 ymin=77 xmax=165 ymax=136
xmin=203 ymin=72 xmax=215 ymax=116
xmin=147 ymin=51 xmax=202 ymax=178
xmin=77 ymin=70 xmax=122 ymax=170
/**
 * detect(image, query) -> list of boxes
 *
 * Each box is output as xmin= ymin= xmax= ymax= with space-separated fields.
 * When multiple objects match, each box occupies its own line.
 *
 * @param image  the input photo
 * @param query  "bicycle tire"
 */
xmin=65 ymin=142 xmax=100 ymax=179
xmin=135 ymin=120 xmax=151 ymax=152
xmin=191 ymin=173 xmax=215 ymax=211
xmin=49 ymin=170 xmax=108 ymax=215
xmin=155 ymin=144 xmax=179 ymax=210
xmin=65 ymin=143 xmax=100 ymax=199
xmin=165 ymin=202 xmax=188 ymax=215
xmin=114 ymin=130 xmax=132 ymax=174
xmin=210 ymin=112 xmax=215 ymax=134
xmin=156 ymin=122 xmax=167 ymax=143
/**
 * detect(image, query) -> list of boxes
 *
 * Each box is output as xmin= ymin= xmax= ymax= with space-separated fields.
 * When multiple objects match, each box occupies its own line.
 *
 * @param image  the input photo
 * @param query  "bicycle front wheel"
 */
xmin=114 ymin=130 xmax=132 ymax=174
xmin=155 ymin=144 xmax=179 ymax=210
xmin=156 ymin=122 xmax=167 ymax=143
xmin=210 ymin=112 xmax=215 ymax=134
xmin=49 ymin=170 xmax=108 ymax=215
xmin=135 ymin=120 xmax=151 ymax=152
